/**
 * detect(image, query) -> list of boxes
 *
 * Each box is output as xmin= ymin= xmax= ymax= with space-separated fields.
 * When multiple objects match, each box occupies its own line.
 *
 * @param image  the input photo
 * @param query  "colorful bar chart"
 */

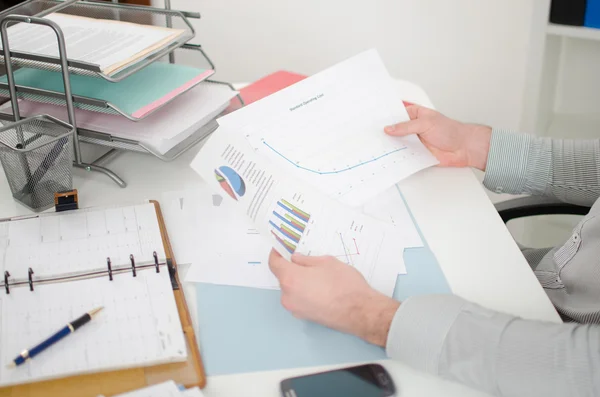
xmin=269 ymin=199 xmax=311 ymax=254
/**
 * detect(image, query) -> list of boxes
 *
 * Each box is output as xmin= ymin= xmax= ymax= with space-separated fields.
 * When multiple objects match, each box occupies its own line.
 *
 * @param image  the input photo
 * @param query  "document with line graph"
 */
xmin=215 ymin=48 xmax=438 ymax=207
xmin=190 ymin=125 xmax=406 ymax=297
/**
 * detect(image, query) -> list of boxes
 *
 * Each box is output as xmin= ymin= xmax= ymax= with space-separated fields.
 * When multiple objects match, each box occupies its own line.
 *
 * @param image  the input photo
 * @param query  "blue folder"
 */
xmin=195 ymin=188 xmax=451 ymax=375
xmin=585 ymin=0 xmax=600 ymax=28
xmin=0 ymin=63 xmax=212 ymax=118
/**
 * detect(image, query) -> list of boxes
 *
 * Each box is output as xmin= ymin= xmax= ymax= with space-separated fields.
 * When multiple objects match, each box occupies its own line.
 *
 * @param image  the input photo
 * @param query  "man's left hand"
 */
xmin=268 ymin=249 xmax=400 ymax=346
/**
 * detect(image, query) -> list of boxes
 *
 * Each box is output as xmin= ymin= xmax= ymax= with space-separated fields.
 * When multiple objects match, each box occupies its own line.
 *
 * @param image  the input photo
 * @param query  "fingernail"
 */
xmin=384 ymin=125 xmax=394 ymax=133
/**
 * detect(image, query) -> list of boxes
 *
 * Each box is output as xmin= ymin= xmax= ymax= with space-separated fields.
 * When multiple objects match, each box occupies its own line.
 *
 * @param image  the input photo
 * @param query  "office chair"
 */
xmin=495 ymin=196 xmax=592 ymax=223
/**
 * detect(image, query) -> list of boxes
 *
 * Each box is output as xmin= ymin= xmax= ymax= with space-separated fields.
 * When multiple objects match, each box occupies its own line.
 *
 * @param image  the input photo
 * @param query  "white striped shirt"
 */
xmin=386 ymin=129 xmax=600 ymax=397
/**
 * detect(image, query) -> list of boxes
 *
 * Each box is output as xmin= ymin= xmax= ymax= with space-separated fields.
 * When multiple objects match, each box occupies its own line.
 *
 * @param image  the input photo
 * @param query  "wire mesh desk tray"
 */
xmin=0 ymin=1 xmax=243 ymax=188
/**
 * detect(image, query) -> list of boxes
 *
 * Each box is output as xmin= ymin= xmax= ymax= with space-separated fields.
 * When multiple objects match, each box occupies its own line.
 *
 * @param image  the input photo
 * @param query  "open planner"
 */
xmin=0 ymin=202 xmax=204 ymax=392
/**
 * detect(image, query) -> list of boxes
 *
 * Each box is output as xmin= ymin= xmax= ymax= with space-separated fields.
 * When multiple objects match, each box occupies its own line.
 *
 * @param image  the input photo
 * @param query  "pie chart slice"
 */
xmin=215 ymin=166 xmax=246 ymax=200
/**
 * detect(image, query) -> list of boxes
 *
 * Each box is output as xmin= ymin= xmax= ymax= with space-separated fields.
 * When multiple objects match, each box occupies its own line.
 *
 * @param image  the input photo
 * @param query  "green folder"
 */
xmin=0 ymin=62 xmax=214 ymax=119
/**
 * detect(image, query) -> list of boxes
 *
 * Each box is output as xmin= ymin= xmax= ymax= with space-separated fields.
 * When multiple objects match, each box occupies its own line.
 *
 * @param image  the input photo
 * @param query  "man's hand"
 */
xmin=268 ymin=249 xmax=400 ymax=347
xmin=384 ymin=105 xmax=492 ymax=171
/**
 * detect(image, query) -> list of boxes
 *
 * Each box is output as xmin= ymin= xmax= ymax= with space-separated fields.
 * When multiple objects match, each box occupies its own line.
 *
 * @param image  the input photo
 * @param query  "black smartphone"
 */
xmin=280 ymin=363 xmax=395 ymax=397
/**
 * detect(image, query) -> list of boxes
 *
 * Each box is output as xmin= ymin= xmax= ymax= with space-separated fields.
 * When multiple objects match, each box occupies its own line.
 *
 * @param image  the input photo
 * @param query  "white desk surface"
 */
xmin=0 ymin=80 xmax=560 ymax=397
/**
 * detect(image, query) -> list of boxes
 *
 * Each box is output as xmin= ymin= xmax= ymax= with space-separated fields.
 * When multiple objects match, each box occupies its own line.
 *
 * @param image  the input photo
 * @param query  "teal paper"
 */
xmin=195 ymin=188 xmax=451 ymax=375
xmin=0 ymin=63 xmax=209 ymax=116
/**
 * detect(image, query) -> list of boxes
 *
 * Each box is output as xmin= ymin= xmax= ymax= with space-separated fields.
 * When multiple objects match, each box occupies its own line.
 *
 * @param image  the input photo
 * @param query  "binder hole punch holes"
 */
xmin=4 ymin=271 xmax=9 ymax=294
xmin=28 ymin=268 xmax=34 ymax=291
xmin=107 ymin=257 xmax=113 ymax=281
xmin=130 ymin=254 xmax=137 ymax=277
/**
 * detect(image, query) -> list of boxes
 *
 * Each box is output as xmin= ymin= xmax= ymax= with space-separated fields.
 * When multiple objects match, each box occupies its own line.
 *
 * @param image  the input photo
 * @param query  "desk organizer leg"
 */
xmin=73 ymin=162 xmax=127 ymax=188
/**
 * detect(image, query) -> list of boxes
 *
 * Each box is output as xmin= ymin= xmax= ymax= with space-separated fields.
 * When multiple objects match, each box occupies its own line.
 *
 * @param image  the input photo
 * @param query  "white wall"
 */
xmin=555 ymin=38 xmax=600 ymax=116
xmin=166 ymin=0 xmax=538 ymax=131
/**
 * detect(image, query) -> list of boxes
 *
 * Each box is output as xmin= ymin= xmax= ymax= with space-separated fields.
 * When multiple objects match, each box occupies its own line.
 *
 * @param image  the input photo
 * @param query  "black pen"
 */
xmin=8 ymin=306 xmax=103 ymax=368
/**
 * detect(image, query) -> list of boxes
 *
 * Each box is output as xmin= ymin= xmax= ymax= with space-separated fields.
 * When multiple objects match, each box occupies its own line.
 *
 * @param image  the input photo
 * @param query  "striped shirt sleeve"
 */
xmin=385 ymin=295 xmax=600 ymax=396
xmin=482 ymin=129 xmax=600 ymax=206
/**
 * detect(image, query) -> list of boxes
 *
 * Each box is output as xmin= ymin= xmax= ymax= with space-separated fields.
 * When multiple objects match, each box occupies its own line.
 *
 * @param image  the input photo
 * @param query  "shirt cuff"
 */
xmin=385 ymin=294 xmax=467 ymax=375
xmin=482 ymin=129 xmax=531 ymax=195
xmin=482 ymin=129 xmax=551 ymax=196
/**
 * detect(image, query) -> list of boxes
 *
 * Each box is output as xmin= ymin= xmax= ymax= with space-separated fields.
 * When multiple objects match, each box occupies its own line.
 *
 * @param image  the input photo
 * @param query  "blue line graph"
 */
xmin=262 ymin=141 xmax=407 ymax=175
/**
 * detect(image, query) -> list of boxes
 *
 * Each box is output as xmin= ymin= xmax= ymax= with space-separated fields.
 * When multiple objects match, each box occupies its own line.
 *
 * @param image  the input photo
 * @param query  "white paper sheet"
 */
xmin=216 ymin=49 xmax=439 ymax=207
xmin=160 ymin=188 xmax=278 ymax=289
xmin=181 ymin=387 xmax=205 ymax=397
xmin=3 ymin=13 xmax=184 ymax=74
xmin=190 ymin=125 xmax=406 ymax=296
xmin=362 ymin=185 xmax=423 ymax=249
xmin=109 ymin=381 xmax=183 ymax=397
xmin=106 ymin=381 xmax=205 ymax=397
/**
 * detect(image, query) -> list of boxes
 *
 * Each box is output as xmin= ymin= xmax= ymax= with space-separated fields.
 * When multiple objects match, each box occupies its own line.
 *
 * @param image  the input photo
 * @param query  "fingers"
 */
xmin=291 ymin=253 xmax=322 ymax=266
xmin=405 ymin=104 xmax=421 ymax=120
xmin=384 ymin=104 xmax=436 ymax=137
xmin=292 ymin=254 xmax=343 ymax=268
xmin=384 ymin=118 xmax=429 ymax=137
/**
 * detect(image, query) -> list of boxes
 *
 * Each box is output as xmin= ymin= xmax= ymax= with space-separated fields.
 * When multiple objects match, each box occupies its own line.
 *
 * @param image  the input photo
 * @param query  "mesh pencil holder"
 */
xmin=0 ymin=114 xmax=74 ymax=212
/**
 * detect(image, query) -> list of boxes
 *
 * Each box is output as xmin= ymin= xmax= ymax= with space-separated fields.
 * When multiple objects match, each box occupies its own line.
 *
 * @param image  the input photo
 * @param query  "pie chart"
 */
xmin=215 ymin=166 xmax=246 ymax=201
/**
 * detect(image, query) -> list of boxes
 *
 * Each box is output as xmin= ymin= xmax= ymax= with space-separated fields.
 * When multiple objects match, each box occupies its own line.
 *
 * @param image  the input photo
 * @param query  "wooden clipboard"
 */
xmin=0 ymin=201 xmax=206 ymax=397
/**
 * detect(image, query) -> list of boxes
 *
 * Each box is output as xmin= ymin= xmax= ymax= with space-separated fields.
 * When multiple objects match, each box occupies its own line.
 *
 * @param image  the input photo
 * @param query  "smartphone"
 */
xmin=280 ymin=363 xmax=395 ymax=397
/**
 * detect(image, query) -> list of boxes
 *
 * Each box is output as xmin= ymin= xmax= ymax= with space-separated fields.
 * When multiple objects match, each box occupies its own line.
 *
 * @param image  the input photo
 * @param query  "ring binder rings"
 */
xmin=107 ymin=257 xmax=113 ymax=281
xmin=153 ymin=251 xmax=161 ymax=273
xmin=4 ymin=271 xmax=9 ymax=294
xmin=28 ymin=267 xmax=34 ymax=291
xmin=0 ymin=201 xmax=206 ymax=396
xmin=1 ymin=253 xmax=168 ymax=294
xmin=130 ymin=254 xmax=137 ymax=277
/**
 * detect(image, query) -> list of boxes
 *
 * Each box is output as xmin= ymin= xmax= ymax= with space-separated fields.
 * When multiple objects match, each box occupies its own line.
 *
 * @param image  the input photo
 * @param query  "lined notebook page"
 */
xmin=0 ymin=203 xmax=166 ymax=280
xmin=0 ymin=267 xmax=186 ymax=387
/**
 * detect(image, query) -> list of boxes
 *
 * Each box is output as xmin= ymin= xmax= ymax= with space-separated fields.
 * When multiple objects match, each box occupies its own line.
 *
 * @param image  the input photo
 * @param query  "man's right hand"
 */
xmin=384 ymin=105 xmax=492 ymax=171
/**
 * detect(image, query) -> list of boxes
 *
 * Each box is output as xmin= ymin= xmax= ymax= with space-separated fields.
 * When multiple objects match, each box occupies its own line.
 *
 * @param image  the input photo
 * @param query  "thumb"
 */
xmin=269 ymin=248 xmax=296 ymax=277
xmin=384 ymin=118 xmax=429 ymax=137
xmin=291 ymin=253 xmax=322 ymax=267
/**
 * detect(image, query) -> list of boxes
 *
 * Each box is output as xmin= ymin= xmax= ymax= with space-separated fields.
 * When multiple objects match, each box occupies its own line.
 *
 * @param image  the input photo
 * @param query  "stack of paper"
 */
xmin=0 ymin=82 xmax=238 ymax=155
xmin=158 ymin=49 xmax=437 ymax=297
xmin=161 ymin=183 xmax=424 ymax=292
xmin=1 ymin=13 xmax=188 ymax=76
xmin=155 ymin=51 xmax=437 ymax=296
xmin=107 ymin=381 xmax=203 ymax=397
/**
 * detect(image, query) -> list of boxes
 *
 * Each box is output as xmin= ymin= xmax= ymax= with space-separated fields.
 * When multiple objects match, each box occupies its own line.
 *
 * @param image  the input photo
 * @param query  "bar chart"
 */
xmin=269 ymin=199 xmax=311 ymax=254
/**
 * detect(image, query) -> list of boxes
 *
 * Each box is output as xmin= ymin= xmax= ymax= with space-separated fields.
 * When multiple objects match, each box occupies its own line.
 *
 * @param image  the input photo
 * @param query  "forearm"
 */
xmin=386 ymin=295 xmax=600 ymax=397
xmin=482 ymin=130 xmax=600 ymax=206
